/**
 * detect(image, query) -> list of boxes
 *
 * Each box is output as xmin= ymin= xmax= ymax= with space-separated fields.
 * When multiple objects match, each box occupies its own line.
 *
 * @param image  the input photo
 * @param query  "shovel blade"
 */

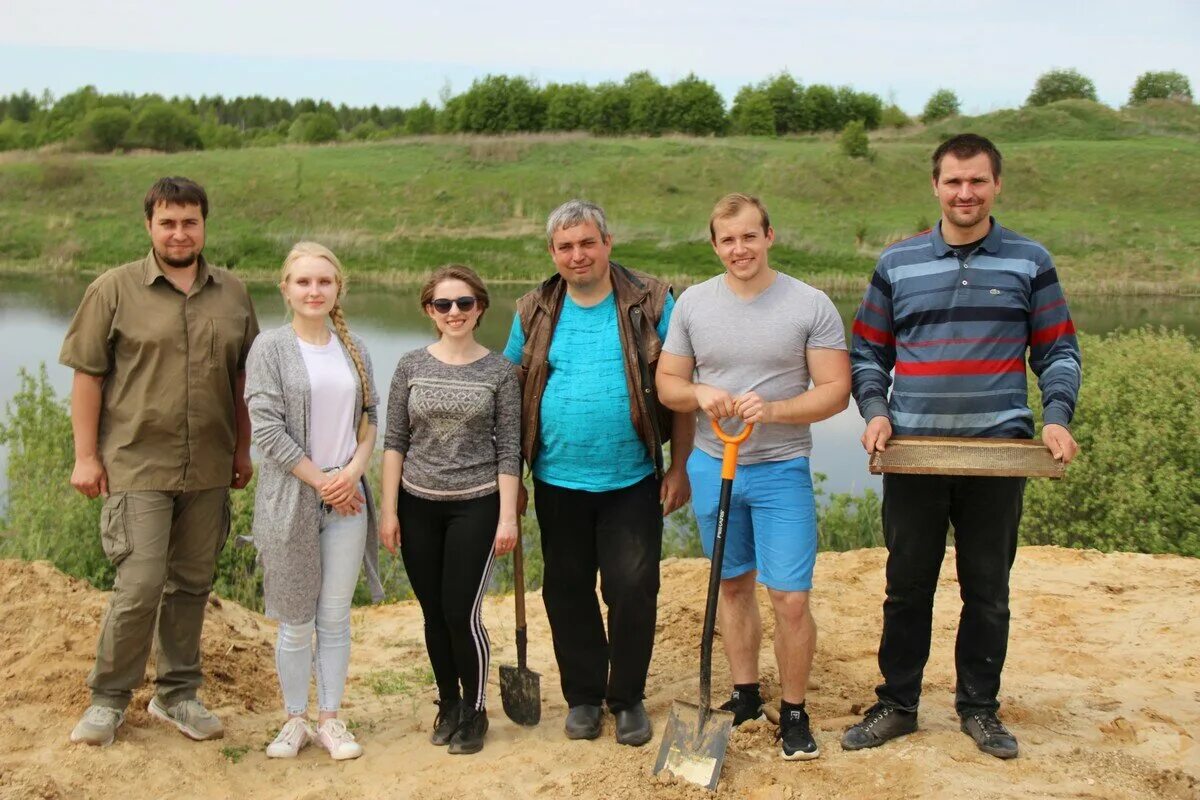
xmin=653 ymin=700 xmax=734 ymax=792
xmin=499 ymin=664 xmax=541 ymax=726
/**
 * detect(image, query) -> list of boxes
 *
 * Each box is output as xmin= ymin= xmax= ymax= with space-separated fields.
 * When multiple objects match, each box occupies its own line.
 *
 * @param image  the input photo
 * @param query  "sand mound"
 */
xmin=0 ymin=547 xmax=1197 ymax=800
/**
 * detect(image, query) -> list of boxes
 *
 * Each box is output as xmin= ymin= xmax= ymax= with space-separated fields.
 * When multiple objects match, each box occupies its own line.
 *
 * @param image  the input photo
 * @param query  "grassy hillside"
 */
xmin=1 ymin=102 xmax=1198 ymax=293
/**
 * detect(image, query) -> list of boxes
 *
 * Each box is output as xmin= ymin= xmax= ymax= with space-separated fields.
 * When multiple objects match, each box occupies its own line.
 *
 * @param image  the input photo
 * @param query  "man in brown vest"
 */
xmin=502 ymin=199 xmax=692 ymax=746
xmin=61 ymin=177 xmax=259 ymax=746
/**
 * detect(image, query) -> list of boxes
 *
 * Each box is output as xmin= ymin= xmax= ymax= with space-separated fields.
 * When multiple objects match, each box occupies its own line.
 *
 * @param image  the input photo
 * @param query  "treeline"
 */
xmin=0 ymin=68 xmax=1192 ymax=154
xmin=0 ymin=71 xmax=885 ymax=153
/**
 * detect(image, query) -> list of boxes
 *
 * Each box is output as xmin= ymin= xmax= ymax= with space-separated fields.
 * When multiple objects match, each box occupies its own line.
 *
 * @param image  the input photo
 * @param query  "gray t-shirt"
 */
xmin=663 ymin=272 xmax=846 ymax=463
xmin=383 ymin=349 xmax=521 ymax=501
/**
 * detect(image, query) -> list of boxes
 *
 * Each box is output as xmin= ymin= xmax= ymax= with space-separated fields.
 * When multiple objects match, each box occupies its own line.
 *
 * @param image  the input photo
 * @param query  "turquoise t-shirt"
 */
xmin=503 ymin=291 xmax=674 ymax=491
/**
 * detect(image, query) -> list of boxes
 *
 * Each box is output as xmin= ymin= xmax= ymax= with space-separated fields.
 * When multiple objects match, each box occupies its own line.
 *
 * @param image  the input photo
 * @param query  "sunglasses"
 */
xmin=429 ymin=296 xmax=478 ymax=314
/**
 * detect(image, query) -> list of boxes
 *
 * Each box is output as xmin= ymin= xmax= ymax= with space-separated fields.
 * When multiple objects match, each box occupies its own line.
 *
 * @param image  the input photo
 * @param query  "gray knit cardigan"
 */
xmin=245 ymin=324 xmax=384 ymax=624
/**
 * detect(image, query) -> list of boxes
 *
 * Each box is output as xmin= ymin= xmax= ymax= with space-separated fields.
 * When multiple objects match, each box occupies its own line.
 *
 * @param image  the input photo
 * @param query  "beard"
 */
xmin=156 ymin=246 xmax=200 ymax=269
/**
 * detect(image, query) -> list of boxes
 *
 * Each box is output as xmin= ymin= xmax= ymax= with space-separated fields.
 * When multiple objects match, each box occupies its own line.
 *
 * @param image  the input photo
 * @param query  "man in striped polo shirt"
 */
xmin=842 ymin=134 xmax=1081 ymax=759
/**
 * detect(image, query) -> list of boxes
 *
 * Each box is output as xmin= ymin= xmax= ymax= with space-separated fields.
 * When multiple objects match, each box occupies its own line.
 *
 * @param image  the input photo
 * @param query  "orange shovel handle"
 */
xmin=710 ymin=418 xmax=753 ymax=480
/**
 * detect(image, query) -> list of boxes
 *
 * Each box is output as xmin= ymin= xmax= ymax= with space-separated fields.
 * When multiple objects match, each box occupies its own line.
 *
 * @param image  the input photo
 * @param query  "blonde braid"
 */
xmin=329 ymin=302 xmax=373 ymax=408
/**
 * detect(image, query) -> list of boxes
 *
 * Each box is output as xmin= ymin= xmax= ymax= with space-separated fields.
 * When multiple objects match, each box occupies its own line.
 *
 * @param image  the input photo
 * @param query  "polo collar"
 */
xmin=931 ymin=217 xmax=1002 ymax=258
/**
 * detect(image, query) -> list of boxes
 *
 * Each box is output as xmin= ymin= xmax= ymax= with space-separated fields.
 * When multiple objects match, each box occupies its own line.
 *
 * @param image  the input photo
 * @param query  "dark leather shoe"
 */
xmin=960 ymin=710 xmax=1019 ymax=759
xmin=840 ymin=703 xmax=918 ymax=750
xmin=614 ymin=702 xmax=652 ymax=747
xmin=564 ymin=704 xmax=602 ymax=740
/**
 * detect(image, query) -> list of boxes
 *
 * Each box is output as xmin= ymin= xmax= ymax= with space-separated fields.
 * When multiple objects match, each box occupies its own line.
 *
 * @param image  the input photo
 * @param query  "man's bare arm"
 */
xmin=734 ymin=348 xmax=851 ymax=425
xmin=69 ymin=371 xmax=107 ymax=498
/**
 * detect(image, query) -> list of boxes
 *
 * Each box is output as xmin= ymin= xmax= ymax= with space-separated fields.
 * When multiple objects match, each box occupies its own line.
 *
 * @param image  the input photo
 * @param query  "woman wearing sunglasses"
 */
xmin=246 ymin=242 xmax=383 ymax=761
xmin=379 ymin=264 xmax=521 ymax=755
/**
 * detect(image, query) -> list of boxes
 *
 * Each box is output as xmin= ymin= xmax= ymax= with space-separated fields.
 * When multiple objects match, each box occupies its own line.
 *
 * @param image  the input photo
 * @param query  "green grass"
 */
xmin=1 ymin=103 xmax=1198 ymax=294
xmin=220 ymin=745 xmax=250 ymax=764
xmin=362 ymin=666 xmax=435 ymax=697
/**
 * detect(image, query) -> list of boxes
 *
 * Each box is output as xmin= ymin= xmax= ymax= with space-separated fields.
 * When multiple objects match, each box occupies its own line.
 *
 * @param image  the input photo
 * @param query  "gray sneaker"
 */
xmin=961 ymin=710 xmax=1019 ymax=759
xmin=148 ymin=697 xmax=225 ymax=741
xmin=70 ymin=705 xmax=125 ymax=747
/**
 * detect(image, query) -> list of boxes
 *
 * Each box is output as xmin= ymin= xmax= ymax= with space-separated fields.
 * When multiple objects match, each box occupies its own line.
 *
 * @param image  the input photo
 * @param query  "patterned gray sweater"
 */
xmin=384 ymin=348 xmax=521 ymax=502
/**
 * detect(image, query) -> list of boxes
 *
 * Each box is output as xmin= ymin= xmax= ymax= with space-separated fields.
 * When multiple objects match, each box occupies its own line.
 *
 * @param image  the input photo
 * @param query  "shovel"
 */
xmin=500 ymin=517 xmax=541 ymax=726
xmin=654 ymin=418 xmax=753 ymax=792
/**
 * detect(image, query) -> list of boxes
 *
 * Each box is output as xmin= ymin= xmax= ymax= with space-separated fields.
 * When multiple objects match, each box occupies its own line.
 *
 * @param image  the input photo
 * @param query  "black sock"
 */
xmin=734 ymin=683 xmax=761 ymax=699
xmin=781 ymin=699 xmax=806 ymax=714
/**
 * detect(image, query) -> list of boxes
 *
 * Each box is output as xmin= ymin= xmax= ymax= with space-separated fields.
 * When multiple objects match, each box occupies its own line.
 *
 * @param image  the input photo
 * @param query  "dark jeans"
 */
xmin=875 ymin=473 xmax=1025 ymax=715
xmin=534 ymin=474 xmax=662 ymax=712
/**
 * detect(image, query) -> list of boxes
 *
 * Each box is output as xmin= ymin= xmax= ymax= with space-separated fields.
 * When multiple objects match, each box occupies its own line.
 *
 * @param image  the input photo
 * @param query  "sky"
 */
xmin=2 ymin=0 xmax=1197 ymax=114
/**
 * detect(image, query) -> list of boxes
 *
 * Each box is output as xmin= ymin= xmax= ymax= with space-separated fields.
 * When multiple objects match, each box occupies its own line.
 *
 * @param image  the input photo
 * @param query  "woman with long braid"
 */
xmin=246 ymin=241 xmax=383 ymax=761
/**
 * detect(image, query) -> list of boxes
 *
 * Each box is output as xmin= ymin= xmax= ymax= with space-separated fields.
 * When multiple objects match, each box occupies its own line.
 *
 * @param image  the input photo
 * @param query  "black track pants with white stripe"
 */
xmin=399 ymin=489 xmax=498 ymax=712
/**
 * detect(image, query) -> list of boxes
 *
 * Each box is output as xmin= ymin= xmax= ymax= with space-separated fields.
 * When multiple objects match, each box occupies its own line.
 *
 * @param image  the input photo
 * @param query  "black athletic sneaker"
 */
xmin=840 ymin=703 xmax=918 ymax=751
xmin=777 ymin=706 xmax=820 ymax=761
xmin=448 ymin=708 xmax=488 ymax=755
xmin=960 ymin=710 xmax=1019 ymax=759
xmin=430 ymin=699 xmax=462 ymax=746
xmin=719 ymin=689 xmax=764 ymax=726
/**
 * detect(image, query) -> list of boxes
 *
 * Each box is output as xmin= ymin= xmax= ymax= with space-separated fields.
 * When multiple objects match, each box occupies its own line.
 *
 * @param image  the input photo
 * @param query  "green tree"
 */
xmin=730 ymin=87 xmax=776 ymax=135
xmin=839 ymin=88 xmax=883 ymax=129
xmin=75 ymin=107 xmax=132 ymax=152
xmin=881 ymin=104 xmax=912 ymax=128
xmin=199 ymin=121 xmax=242 ymax=149
xmin=804 ymin=84 xmax=840 ymax=131
xmin=625 ymin=71 xmax=672 ymax=136
xmin=543 ymin=83 xmax=592 ymax=131
xmin=128 ymin=102 xmax=203 ymax=151
xmin=667 ymin=74 xmax=726 ymax=136
xmin=839 ymin=119 xmax=870 ymax=158
xmin=1026 ymin=68 xmax=1098 ymax=106
xmin=402 ymin=101 xmax=437 ymax=135
xmin=0 ymin=119 xmax=35 ymax=150
xmin=922 ymin=88 xmax=960 ymax=122
xmin=1129 ymin=70 xmax=1193 ymax=104
xmin=288 ymin=111 xmax=340 ymax=144
xmin=586 ymin=82 xmax=631 ymax=135
xmin=762 ymin=72 xmax=805 ymax=134
xmin=1022 ymin=329 xmax=1199 ymax=556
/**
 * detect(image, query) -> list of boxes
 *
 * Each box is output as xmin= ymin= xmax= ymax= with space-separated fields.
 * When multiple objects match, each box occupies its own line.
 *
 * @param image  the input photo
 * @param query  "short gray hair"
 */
xmin=545 ymin=199 xmax=610 ymax=246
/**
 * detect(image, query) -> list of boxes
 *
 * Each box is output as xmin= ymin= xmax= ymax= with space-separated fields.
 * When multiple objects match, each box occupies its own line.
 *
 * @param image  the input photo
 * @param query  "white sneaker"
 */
xmin=266 ymin=717 xmax=315 ymax=758
xmin=315 ymin=718 xmax=363 ymax=761
xmin=70 ymin=705 xmax=125 ymax=747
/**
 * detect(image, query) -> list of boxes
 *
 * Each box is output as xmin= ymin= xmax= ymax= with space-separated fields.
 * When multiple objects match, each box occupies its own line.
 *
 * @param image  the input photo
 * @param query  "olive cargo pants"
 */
xmin=89 ymin=488 xmax=230 ymax=710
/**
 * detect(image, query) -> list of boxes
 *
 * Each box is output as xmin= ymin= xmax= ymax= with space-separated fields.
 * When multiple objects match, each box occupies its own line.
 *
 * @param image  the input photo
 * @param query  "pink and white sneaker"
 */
xmin=266 ymin=717 xmax=314 ymax=758
xmin=316 ymin=718 xmax=363 ymax=760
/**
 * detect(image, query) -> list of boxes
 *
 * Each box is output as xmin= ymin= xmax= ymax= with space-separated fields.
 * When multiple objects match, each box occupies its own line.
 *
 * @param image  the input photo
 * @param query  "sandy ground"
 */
xmin=1 ymin=546 xmax=1197 ymax=800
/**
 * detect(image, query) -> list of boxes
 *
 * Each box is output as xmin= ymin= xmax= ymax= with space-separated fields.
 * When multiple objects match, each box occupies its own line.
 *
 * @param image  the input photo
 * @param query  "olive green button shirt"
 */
xmin=59 ymin=251 xmax=260 ymax=492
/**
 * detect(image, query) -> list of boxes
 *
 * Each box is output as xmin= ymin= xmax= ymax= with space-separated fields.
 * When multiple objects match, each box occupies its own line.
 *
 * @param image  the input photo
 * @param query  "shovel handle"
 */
xmin=513 ymin=517 xmax=528 ymax=669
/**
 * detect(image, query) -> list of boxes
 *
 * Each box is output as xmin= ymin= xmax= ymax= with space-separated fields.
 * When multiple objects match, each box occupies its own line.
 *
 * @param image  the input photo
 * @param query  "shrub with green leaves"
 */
xmin=128 ymin=102 xmax=203 ymax=151
xmin=730 ymin=88 xmax=776 ymax=136
xmin=76 ymin=107 xmax=132 ymax=152
xmin=1026 ymin=69 xmax=1098 ymax=107
xmin=839 ymin=119 xmax=870 ymax=158
xmin=922 ymin=89 xmax=960 ymax=123
xmin=1022 ymin=328 xmax=1199 ymax=555
xmin=1129 ymin=70 xmax=1193 ymax=105
xmin=289 ymin=111 xmax=340 ymax=144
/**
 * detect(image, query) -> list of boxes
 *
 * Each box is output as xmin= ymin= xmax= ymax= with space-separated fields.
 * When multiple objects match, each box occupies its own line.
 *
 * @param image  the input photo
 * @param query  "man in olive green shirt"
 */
xmin=60 ymin=177 xmax=259 ymax=746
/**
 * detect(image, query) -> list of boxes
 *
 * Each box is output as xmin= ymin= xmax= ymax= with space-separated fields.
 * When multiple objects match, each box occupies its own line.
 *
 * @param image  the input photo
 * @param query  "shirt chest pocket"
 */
xmin=207 ymin=314 xmax=248 ymax=370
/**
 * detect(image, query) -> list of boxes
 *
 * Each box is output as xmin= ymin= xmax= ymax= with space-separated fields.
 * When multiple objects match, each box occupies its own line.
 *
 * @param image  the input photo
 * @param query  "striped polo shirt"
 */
xmin=850 ymin=218 xmax=1081 ymax=438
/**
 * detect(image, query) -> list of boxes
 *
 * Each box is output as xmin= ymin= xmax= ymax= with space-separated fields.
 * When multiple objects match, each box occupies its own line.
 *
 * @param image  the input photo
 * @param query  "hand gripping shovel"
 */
xmin=500 ymin=518 xmax=541 ymax=726
xmin=654 ymin=418 xmax=753 ymax=792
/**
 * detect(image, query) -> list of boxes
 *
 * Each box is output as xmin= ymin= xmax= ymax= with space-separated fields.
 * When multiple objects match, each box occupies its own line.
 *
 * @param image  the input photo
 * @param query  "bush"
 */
xmin=76 ymin=107 xmax=132 ymax=152
xmin=1027 ymin=68 xmax=1098 ymax=107
xmin=1022 ymin=329 xmax=1200 ymax=556
xmin=625 ymin=71 xmax=672 ymax=136
xmin=881 ymin=104 xmax=912 ymax=128
xmin=350 ymin=120 xmax=383 ymax=141
xmin=128 ymin=103 xmax=202 ymax=151
xmin=667 ymin=74 xmax=726 ymax=136
xmin=543 ymin=83 xmax=592 ymax=131
xmin=586 ymin=82 xmax=631 ymax=135
xmin=839 ymin=119 xmax=870 ymax=158
xmin=0 ymin=119 xmax=35 ymax=151
xmin=402 ymin=101 xmax=437 ymax=135
xmin=199 ymin=122 xmax=242 ymax=150
xmin=922 ymin=89 xmax=960 ymax=122
xmin=288 ymin=111 xmax=340 ymax=144
xmin=730 ymin=87 xmax=776 ymax=136
xmin=1129 ymin=70 xmax=1193 ymax=105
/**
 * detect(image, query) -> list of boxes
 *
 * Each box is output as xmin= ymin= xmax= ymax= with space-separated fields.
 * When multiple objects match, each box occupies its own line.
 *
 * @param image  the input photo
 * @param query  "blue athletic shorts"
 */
xmin=686 ymin=449 xmax=818 ymax=592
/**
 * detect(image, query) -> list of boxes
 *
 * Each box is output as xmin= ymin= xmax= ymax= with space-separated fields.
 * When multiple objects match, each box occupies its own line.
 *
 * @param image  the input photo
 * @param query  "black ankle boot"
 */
xmin=448 ymin=708 xmax=488 ymax=755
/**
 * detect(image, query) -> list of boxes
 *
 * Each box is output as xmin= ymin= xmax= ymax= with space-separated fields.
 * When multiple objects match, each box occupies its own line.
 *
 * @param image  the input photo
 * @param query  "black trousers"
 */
xmin=398 ymin=490 xmax=498 ymax=712
xmin=534 ymin=474 xmax=662 ymax=712
xmin=875 ymin=474 xmax=1025 ymax=715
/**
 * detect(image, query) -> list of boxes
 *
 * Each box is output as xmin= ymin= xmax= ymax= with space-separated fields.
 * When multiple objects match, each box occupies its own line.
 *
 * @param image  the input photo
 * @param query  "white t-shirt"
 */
xmin=297 ymin=334 xmax=359 ymax=469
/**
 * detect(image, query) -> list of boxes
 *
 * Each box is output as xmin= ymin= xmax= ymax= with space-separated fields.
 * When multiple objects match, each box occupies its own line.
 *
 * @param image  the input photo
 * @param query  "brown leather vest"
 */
xmin=514 ymin=262 xmax=674 ymax=478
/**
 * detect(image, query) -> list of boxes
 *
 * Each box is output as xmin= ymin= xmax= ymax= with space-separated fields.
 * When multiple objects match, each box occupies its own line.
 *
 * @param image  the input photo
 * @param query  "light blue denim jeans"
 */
xmin=275 ymin=505 xmax=368 ymax=714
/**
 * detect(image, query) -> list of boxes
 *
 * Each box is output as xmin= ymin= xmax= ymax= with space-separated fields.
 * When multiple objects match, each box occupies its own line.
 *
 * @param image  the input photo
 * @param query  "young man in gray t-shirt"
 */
xmin=657 ymin=193 xmax=850 ymax=761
